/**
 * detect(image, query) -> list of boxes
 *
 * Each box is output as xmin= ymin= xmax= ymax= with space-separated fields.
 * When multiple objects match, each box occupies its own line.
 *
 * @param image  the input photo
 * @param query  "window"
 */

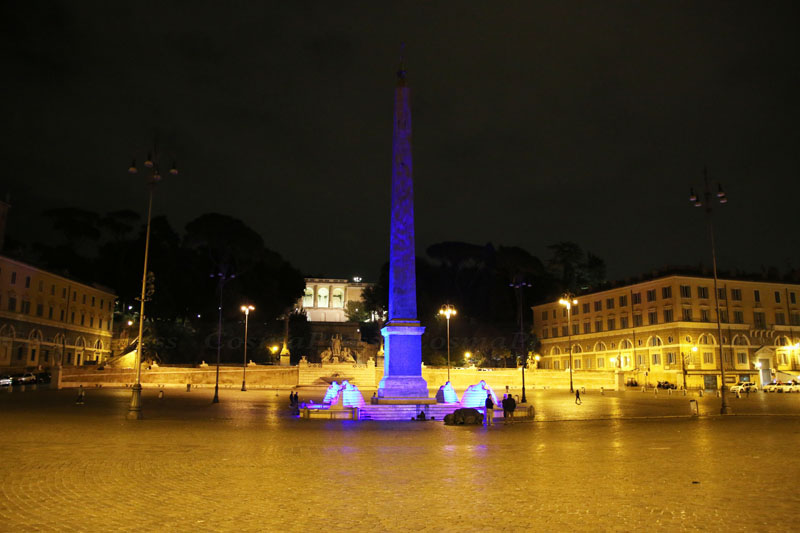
xmin=582 ymin=303 xmax=589 ymax=314
xmin=731 ymin=288 xmax=742 ymax=301
xmin=561 ymin=326 xmax=568 ymax=336
xmin=572 ymin=306 xmax=578 ymax=316
xmin=43 ymin=350 xmax=49 ymax=362
xmin=737 ymin=352 xmax=747 ymax=365
xmin=331 ymin=288 xmax=345 ymax=308
xmin=36 ymin=303 xmax=43 ymax=317
xmin=667 ymin=352 xmax=676 ymax=365
xmin=754 ymin=290 xmax=760 ymax=303
xmin=703 ymin=352 xmax=714 ymax=364
xmin=562 ymin=309 xmax=567 ymax=317
xmin=791 ymin=292 xmax=797 ymax=304
xmin=91 ymin=296 xmax=96 ymax=306
xmin=82 ymin=295 xmax=86 ymax=304
xmin=572 ymin=324 xmax=579 ymax=335
xmin=772 ymin=291 xmax=780 ymax=304
xmin=652 ymin=353 xmax=660 ymax=365
xmin=662 ymin=287 xmax=672 ymax=299
xmin=316 ymin=288 xmax=329 ymax=307
xmin=720 ymin=310 xmax=728 ymax=323
xmin=553 ymin=360 xmax=559 ymax=370
xmin=98 ymin=319 xmax=102 ymax=329
xmin=682 ymin=308 xmax=693 ymax=321
xmin=80 ymin=314 xmax=85 ymax=326
xmin=594 ymin=320 xmax=602 ymax=332
xmin=48 ymin=307 xmax=53 ymax=319
xmin=619 ymin=295 xmax=628 ymax=307
xmin=632 ymin=292 xmax=641 ymax=305
xmin=633 ymin=314 xmax=643 ymax=327
xmin=597 ymin=358 xmax=604 ymax=368
xmin=594 ymin=301 xmax=602 ymax=312
xmin=583 ymin=322 xmax=590 ymax=334
xmin=72 ymin=291 xmax=77 ymax=302
xmin=792 ymin=313 xmax=800 ymax=326
xmin=607 ymin=317 xmax=615 ymax=330
xmin=663 ymin=309 xmax=673 ymax=322
xmin=717 ymin=288 xmax=726 ymax=300
xmin=11 ymin=272 xmax=16 ymax=284
xmin=552 ymin=310 xmax=556 ymax=318
xmin=680 ymin=285 xmax=691 ymax=298
xmin=60 ymin=310 xmax=65 ymax=321
xmin=90 ymin=317 xmax=94 ymax=327
xmin=21 ymin=300 xmax=30 ymax=314
xmin=620 ymin=316 xmax=629 ymax=329
xmin=25 ymin=276 xmax=30 ymax=288
xmin=775 ymin=312 xmax=786 ymax=325
xmin=646 ymin=289 xmax=656 ymax=302
xmin=541 ymin=311 xmax=547 ymax=320
xmin=71 ymin=312 xmax=75 ymax=323
xmin=606 ymin=298 xmax=614 ymax=309
xmin=574 ymin=359 xmax=581 ymax=369
xmin=648 ymin=311 xmax=658 ymax=325
xmin=38 ymin=280 xmax=43 ymax=291
xmin=51 ymin=285 xmax=55 ymax=295
xmin=302 ymin=288 xmax=314 ymax=306
xmin=585 ymin=358 xmax=591 ymax=369
xmin=701 ymin=309 xmax=710 ymax=322
xmin=637 ymin=354 xmax=644 ymax=366
xmin=698 ymin=286 xmax=709 ymax=299
xmin=8 ymin=297 xmax=17 ymax=312
xmin=734 ymin=310 xmax=744 ymax=323
xmin=753 ymin=311 xmax=766 ymax=328
xmin=551 ymin=327 xmax=558 ymax=338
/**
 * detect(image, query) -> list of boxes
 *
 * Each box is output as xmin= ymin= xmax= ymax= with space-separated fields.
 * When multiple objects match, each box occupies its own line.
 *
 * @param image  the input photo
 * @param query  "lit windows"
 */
xmin=682 ymin=308 xmax=693 ymax=321
xmin=662 ymin=287 xmax=672 ymax=299
xmin=648 ymin=311 xmax=658 ymax=325
xmin=734 ymin=310 xmax=744 ymax=323
xmin=646 ymin=289 xmax=656 ymax=302
xmin=753 ymin=312 xmax=766 ymax=328
xmin=680 ymin=285 xmax=691 ymax=298
xmin=701 ymin=309 xmax=710 ymax=322
xmin=606 ymin=298 xmax=614 ymax=309
xmin=632 ymin=292 xmax=642 ymax=305
xmin=697 ymin=287 xmax=709 ymax=299
xmin=594 ymin=301 xmax=602 ymax=312
xmin=731 ymin=288 xmax=742 ymax=300
xmin=619 ymin=294 xmax=628 ymax=307
xmin=663 ymin=309 xmax=673 ymax=322
xmin=754 ymin=290 xmax=760 ymax=303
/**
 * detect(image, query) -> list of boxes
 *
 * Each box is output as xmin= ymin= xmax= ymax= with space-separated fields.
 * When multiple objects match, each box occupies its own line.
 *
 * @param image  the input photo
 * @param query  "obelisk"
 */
xmin=377 ymin=58 xmax=429 ymax=400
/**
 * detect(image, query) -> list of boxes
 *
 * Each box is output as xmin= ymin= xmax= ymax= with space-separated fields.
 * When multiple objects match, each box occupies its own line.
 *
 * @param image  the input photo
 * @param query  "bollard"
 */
xmin=642 ymin=386 xmax=646 ymax=393
xmin=682 ymin=389 xmax=687 ymax=396
xmin=736 ymin=391 xmax=741 ymax=399
xmin=581 ymin=386 xmax=586 ymax=394
xmin=600 ymin=386 xmax=604 ymax=395
xmin=698 ymin=389 xmax=704 ymax=397
xmin=76 ymin=385 xmax=85 ymax=405
xmin=158 ymin=390 xmax=165 ymax=400
xmin=689 ymin=399 xmax=699 ymax=416
xmin=186 ymin=384 xmax=191 ymax=392
xmin=716 ymin=390 xmax=721 ymax=398
xmin=654 ymin=388 xmax=658 ymax=396
xmin=668 ymin=388 xmax=672 ymax=396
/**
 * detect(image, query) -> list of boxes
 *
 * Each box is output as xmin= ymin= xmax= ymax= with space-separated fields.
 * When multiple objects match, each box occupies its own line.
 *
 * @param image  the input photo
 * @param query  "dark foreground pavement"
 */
xmin=1 ymin=386 xmax=799 ymax=532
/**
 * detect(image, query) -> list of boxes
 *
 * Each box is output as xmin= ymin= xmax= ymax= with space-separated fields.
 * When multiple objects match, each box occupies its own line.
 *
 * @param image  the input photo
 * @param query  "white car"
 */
xmin=779 ymin=382 xmax=799 ymax=393
xmin=0 ymin=375 xmax=12 ymax=387
xmin=763 ymin=382 xmax=783 ymax=393
xmin=730 ymin=382 xmax=758 ymax=393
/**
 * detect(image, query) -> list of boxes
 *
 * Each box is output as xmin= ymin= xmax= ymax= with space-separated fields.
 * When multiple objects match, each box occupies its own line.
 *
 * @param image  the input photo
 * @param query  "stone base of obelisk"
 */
xmin=377 ymin=322 xmax=429 ymax=400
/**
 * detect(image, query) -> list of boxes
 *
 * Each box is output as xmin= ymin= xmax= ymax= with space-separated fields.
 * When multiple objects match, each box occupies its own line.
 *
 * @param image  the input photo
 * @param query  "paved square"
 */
xmin=1 ymin=386 xmax=799 ymax=532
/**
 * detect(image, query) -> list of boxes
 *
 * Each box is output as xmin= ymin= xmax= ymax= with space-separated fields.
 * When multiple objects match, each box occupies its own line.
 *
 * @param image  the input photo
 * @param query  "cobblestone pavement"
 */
xmin=1 ymin=386 xmax=799 ymax=532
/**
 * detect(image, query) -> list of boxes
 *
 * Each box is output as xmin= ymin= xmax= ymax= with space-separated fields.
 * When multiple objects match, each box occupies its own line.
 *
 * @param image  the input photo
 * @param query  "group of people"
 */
xmin=289 ymin=391 xmax=300 ymax=406
xmin=483 ymin=392 xmax=517 ymax=426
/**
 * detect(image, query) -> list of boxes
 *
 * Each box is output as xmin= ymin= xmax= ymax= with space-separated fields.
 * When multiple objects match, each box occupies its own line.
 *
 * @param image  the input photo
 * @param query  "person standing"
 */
xmin=506 ymin=394 xmax=517 ymax=420
xmin=575 ymin=389 xmax=582 ymax=405
xmin=501 ymin=394 xmax=509 ymax=419
xmin=484 ymin=393 xmax=494 ymax=426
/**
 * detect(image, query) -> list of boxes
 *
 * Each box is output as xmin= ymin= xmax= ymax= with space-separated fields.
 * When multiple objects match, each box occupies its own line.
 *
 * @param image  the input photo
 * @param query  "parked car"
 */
xmin=13 ymin=373 xmax=37 ymax=385
xmin=0 ymin=375 xmax=12 ymax=387
xmin=35 ymin=372 xmax=51 ymax=384
xmin=777 ymin=382 xmax=798 ymax=393
xmin=763 ymin=382 xmax=783 ymax=393
xmin=657 ymin=381 xmax=677 ymax=389
xmin=730 ymin=382 xmax=758 ymax=393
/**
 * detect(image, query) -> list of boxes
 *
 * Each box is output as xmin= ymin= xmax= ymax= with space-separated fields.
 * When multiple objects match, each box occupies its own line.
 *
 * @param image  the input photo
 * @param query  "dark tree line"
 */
xmin=16 ymin=208 xmax=306 ymax=364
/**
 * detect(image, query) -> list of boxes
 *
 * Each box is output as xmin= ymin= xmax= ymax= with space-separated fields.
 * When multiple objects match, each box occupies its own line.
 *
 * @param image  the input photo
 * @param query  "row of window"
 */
xmin=542 ymin=309 xmax=800 ymax=338
xmin=541 ymin=286 xmax=798 ymax=321
xmin=302 ymin=287 xmax=345 ymax=308
xmin=9 ymin=345 xmax=101 ymax=365
xmin=543 ymin=351 xmax=754 ymax=370
xmin=2 ymin=269 xmax=112 ymax=310
xmin=2 ymin=295 xmax=112 ymax=330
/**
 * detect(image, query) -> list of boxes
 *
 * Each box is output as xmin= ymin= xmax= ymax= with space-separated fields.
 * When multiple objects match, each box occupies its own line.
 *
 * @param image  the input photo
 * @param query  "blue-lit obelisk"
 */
xmin=377 ymin=58 xmax=429 ymax=400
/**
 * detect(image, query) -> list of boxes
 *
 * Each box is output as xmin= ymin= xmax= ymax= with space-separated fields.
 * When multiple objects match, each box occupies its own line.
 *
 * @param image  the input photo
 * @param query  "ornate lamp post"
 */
xmin=510 ymin=277 xmax=532 ymax=403
xmin=438 ymin=304 xmax=457 ymax=382
xmin=689 ymin=169 xmax=729 ymax=414
xmin=126 ymin=152 xmax=177 ymax=420
xmin=211 ymin=271 xmax=235 ymax=404
xmin=559 ymin=295 xmax=578 ymax=393
xmin=240 ymin=305 xmax=254 ymax=391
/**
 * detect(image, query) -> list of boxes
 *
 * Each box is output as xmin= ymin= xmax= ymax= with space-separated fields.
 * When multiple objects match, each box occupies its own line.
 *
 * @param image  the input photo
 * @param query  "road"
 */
xmin=1 ymin=386 xmax=798 ymax=532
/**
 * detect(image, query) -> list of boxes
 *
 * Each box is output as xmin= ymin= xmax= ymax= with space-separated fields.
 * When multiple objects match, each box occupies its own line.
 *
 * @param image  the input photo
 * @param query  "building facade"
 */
xmin=0 ymin=255 xmax=115 ymax=371
xmin=532 ymin=275 xmax=800 ymax=388
xmin=299 ymin=277 xmax=372 ymax=322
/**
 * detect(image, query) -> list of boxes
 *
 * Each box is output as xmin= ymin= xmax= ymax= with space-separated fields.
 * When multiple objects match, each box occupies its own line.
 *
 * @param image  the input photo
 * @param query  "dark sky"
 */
xmin=3 ymin=1 xmax=799 ymax=283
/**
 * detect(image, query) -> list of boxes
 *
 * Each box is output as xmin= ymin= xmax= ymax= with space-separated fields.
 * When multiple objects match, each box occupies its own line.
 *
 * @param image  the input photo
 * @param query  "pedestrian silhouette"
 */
xmin=575 ymin=389 xmax=582 ymax=405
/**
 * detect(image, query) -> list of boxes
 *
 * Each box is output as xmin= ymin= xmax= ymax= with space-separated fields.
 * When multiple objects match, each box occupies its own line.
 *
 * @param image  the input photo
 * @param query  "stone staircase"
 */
xmin=359 ymin=403 xmax=466 ymax=421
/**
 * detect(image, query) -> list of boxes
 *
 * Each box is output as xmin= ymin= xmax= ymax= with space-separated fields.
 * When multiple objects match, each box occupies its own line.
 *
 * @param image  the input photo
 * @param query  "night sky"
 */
xmin=3 ymin=2 xmax=799 ymax=283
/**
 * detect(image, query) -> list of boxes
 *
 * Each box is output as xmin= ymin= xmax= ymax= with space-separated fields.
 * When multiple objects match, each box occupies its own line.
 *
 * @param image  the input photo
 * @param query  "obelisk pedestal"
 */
xmin=376 ymin=60 xmax=429 ymax=401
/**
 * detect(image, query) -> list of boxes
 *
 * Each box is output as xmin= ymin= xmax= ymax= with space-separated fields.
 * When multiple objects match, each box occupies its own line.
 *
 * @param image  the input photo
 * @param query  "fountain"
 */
xmin=460 ymin=380 xmax=498 ymax=408
xmin=435 ymin=381 xmax=459 ymax=403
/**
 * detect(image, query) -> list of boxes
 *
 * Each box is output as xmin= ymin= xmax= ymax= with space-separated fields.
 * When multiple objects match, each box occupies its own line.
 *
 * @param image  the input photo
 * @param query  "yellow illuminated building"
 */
xmin=0 ymin=255 xmax=115 ymax=371
xmin=532 ymin=275 xmax=800 ymax=389
xmin=299 ymin=277 xmax=372 ymax=322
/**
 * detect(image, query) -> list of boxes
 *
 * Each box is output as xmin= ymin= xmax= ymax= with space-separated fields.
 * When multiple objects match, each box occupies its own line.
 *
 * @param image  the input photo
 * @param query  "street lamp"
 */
xmin=240 ymin=305 xmax=255 ymax=391
xmin=438 ymin=304 xmax=457 ymax=382
xmin=211 ymin=271 xmax=235 ymax=404
xmin=510 ymin=277 xmax=532 ymax=403
xmin=126 ymin=151 xmax=177 ymax=420
xmin=689 ymin=168 xmax=729 ymax=414
xmin=559 ymin=295 xmax=579 ymax=393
